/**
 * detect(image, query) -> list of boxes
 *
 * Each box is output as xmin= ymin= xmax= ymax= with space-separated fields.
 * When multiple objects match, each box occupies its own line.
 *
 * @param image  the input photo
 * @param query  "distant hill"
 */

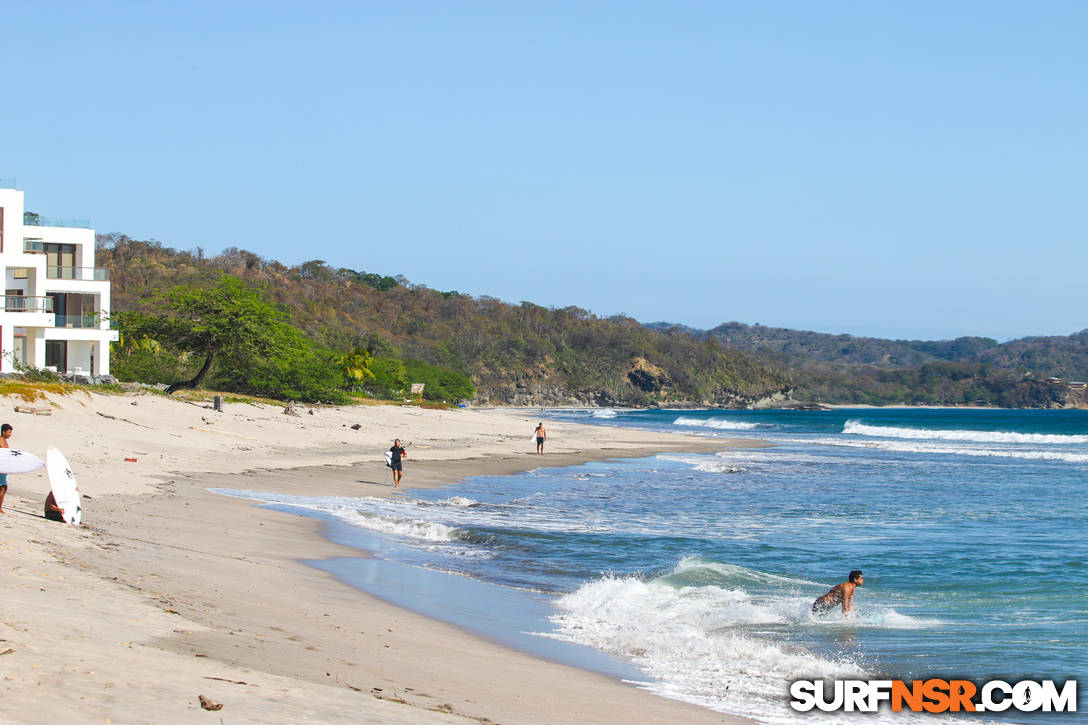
xmin=648 ymin=320 xmax=1088 ymax=407
xmin=648 ymin=321 xmax=1001 ymax=368
xmin=98 ymin=235 xmax=792 ymax=407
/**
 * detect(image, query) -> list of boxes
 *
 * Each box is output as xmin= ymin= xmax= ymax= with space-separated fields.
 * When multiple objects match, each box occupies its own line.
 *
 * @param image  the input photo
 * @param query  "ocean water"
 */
xmin=215 ymin=408 xmax=1087 ymax=723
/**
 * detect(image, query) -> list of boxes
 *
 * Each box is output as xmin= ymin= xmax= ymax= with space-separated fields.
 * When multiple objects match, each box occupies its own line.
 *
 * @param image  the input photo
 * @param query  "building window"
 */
xmin=45 ymin=243 xmax=76 ymax=278
xmin=5 ymin=289 xmax=24 ymax=312
xmin=46 ymin=340 xmax=68 ymax=373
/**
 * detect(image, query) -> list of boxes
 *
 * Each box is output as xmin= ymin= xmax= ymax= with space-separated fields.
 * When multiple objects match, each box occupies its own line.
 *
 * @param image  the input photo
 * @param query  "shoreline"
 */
xmin=0 ymin=392 xmax=755 ymax=724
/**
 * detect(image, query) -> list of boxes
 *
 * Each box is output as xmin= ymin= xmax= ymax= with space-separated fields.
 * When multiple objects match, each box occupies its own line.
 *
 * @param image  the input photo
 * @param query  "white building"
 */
xmin=0 ymin=184 xmax=118 ymax=376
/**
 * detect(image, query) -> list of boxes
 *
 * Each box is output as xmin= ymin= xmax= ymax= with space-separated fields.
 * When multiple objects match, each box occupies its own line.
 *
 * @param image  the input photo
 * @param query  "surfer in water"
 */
xmin=389 ymin=439 xmax=407 ymax=487
xmin=534 ymin=423 xmax=546 ymax=454
xmin=812 ymin=570 xmax=863 ymax=617
xmin=0 ymin=423 xmax=11 ymax=513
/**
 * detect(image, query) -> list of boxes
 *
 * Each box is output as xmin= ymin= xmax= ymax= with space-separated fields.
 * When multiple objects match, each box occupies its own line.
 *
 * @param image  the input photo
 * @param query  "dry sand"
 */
xmin=0 ymin=391 xmax=757 ymax=724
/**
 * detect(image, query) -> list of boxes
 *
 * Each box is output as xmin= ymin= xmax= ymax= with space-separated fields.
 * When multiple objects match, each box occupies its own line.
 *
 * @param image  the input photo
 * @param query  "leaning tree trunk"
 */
xmin=165 ymin=352 xmax=215 ymax=394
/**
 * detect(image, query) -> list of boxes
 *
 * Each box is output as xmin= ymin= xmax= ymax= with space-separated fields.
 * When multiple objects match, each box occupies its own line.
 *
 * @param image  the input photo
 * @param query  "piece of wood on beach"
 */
xmin=202 ymin=676 xmax=256 ymax=687
xmin=96 ymin=411 xmax=152 ymax=428
xmin=13 ymin=405 xmax=51 ymax=416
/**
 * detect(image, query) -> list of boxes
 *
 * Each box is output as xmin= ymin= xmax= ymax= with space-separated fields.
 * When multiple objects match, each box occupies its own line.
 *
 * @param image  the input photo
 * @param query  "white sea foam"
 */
xmin=335 ymin=509 xmax=461 ymax=541
xmin=208 ymin=489 xmax=467 ymax=542
xmin=843 ymin=420 xmax=1088 ymax=445
xmin=591 ymin=409 xmax=620 ymax=419
xmin=434 ymin=496 xmax=481 ymax=507
xmin=672 ymin=416 xmax=761 ymax=431
xmin=546 ymin=572 xmax=859 ymax=720
xmin=657 ymin=454 xmax=745 ymax=474
xmin=545 ymin=560 xmax=941 ymax=722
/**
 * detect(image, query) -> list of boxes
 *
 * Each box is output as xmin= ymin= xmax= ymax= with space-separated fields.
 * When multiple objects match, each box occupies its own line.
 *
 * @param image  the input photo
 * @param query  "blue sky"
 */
xmin=4 ymin=1 xmax=1084 ymax=341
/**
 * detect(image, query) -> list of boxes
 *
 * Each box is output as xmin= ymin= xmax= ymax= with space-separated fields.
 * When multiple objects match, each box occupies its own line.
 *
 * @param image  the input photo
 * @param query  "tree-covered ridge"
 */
xmin=694 ymin=321 xmax=1002 ymax=368
xmin=98 ymin=235 xmax=793 ymax=406
xmin=687 ymin=321 xmax=1088 ymax=380
xmin=644 ymin=320 xmax=1088 ymax=406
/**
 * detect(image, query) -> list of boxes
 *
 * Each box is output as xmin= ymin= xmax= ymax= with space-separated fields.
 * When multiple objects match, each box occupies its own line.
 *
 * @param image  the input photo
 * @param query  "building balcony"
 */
xmin=2 ymin=296 xmax=54 ymax=313
xmin=47 ymin=266 xmax=110 ymax=281
xmin=54 ymin=313 xmax=104 ymax=329
xmin=23 ymin=213 xmax=91 ymax=229
xmin=0 ymin=296 xmax=55 ymax=328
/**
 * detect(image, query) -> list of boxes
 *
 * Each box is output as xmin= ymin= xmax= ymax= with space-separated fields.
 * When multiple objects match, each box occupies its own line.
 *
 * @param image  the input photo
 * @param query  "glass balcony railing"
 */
xmin=46 ymin=266 xmax=110 ymax=281
xmin=23 ymin=214 xmax=91 ymax=229
xmin=23 ymin=239 xmax=44 ymax=253
xmin=2 ymin=296 xmax=54 ymax=313
xmin=55 ymin=314 xmax=101 ymax=329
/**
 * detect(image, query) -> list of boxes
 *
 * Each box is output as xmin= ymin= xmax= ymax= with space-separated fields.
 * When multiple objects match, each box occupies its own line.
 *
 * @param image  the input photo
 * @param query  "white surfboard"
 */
xmin=46 ymin=446 xmax=81 ymax=525
xmin=384 ymin=450 xmax=393 ymax=467
xmin=0 ymin=448 xmax=45 ymax=474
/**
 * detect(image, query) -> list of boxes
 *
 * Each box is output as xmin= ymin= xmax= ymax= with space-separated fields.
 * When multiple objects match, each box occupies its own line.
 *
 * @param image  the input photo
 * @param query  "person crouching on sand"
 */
xmin=812 ymin=570 xmax=863 ymax=617
xmin=44 ymin=491 xmax=66 ymax=522
xmin=0 ymin=423 xmax=12 ymax=513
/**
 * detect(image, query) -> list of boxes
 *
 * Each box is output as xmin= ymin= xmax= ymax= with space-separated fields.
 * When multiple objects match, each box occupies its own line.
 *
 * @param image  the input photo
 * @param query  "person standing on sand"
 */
xmin=389 ymin=439 xmax=407 ymax=487
xmin=0 ymin=423 xmax=12 ymax=513
xmin=812 ymin=570 xmax=863 ymax=617
xmin=534 ymin=422 xmax=546 ymax=454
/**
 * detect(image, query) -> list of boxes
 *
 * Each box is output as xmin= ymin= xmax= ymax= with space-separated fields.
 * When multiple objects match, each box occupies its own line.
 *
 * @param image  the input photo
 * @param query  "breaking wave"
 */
xmin=673 ymin=416 xmax=761 ymax=431
xmin=807 ymin=436 xmax=1088 ymax=463
xmin=843 ymin=420 xmax=1088 ymax=445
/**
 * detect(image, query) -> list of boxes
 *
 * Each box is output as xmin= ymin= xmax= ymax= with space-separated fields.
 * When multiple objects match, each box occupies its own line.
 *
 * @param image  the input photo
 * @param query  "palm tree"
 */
xmin=338 ymin=346 xmax=375 ymax=391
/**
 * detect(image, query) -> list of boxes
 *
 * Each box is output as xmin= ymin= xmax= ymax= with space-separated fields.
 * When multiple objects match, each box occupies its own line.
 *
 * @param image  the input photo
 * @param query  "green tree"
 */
xmin=366 ymin=357 xmax=408 ymax=399
xmin=338 ymin=346 xmax=376 ymax=390
xmin=119 ymin=277 xmax=312 ymax=394
xmin=403 ymin=359 xmax=476 ymax=402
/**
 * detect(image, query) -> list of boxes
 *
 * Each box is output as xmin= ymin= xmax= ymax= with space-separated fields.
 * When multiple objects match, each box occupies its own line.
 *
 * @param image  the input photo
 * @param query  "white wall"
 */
xmin=67 ymin=340 xmax=93 ymax=375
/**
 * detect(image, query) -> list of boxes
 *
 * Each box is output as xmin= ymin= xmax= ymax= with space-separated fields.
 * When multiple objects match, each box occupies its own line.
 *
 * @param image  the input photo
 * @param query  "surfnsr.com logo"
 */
xmin=789 ymin=679 xmax=1078 ymax=714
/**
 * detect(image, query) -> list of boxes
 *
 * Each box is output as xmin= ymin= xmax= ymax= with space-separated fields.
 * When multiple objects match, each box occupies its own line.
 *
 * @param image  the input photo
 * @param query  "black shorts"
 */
xmin=390 ymin=461 xmax=402 ymax=472
xmin=812 ymin=600 xmax=835 ymax=615
xmin=45 ymin=509 xmax=65 ymax=523
xmin=536 ymin=437 xmax=544 ymax=445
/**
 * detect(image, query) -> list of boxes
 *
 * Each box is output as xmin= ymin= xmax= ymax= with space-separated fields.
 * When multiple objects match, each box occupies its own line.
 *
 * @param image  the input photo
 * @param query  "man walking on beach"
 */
xmin=389 ymin=439 xmax=407 ymax=487
xmin=812 ymin=570 xmax=863 ymax=617
xmin=0 ymin=423 xmax=12 ymax=513
xmin=534 ymin=422 xmax=546 ymax=454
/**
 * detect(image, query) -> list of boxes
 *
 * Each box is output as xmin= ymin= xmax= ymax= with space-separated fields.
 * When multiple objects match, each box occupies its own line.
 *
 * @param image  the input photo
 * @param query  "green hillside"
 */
xmin=99 ymin=235 xmax=792 ymax=407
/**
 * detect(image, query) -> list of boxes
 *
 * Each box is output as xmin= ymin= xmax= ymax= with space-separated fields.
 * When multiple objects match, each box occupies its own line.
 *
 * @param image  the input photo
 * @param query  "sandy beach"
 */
xmin=0 ymin=391 xmax=757 ymax=724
